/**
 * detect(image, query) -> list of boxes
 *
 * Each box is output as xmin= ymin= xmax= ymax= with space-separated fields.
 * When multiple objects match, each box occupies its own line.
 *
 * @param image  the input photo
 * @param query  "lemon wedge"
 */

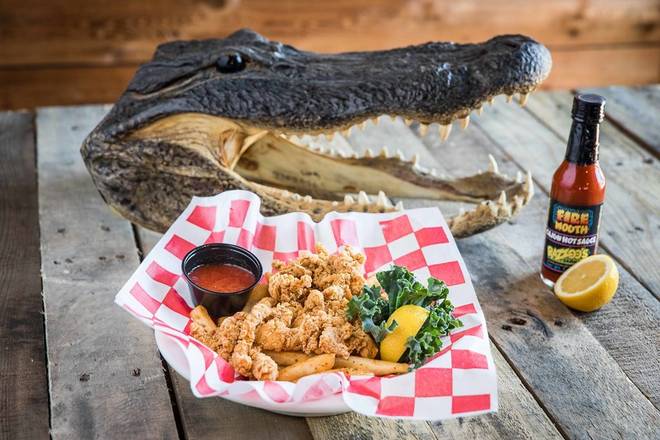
xmin=554 ymin=254 xmax=619 ymax=312
xmin=380 ymin=305 xmax=429 ymax=362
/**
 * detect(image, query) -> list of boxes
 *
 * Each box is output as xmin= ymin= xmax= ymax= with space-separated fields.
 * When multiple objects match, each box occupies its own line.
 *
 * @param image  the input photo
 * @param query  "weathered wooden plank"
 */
xmin=0 ymin=66 xmax=133 ymax=110
xmin=37 ymin=106 xmax=179 ymax=439
xmin=580 ymin=85 xmax=660 ymax=156
xmin=408 ymin=108 xmax=660 ymax=437
xmin=137 ymin=228 xmax=314 ymax=440
xmin=457 ymin=196 xmax=660 ymax=438
xmin=543 ymin=45 xmax=660 ymax=89
xmin=0 ymin=111 xmax=50 ymax=439
xmin=1 ymin=0 xmax=658 ymax=67
xmin=517 ymin=90 xmax=660 ymax=296
xmin=456 ymin=98 xmax=660 ymax=406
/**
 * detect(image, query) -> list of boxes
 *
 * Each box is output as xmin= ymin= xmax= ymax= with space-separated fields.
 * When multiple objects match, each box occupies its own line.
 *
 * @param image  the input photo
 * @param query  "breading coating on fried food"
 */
xmin=189 ymin=244 xmax=377 ymax=380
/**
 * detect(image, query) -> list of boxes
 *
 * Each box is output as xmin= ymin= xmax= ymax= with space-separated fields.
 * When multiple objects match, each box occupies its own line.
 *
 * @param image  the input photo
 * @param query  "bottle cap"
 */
xmin=571 ymin=93 xmax=606 ymax=123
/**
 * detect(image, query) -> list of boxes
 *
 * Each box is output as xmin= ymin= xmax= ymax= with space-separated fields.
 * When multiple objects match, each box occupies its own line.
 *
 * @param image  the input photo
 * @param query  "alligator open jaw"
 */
xmin=82 ymin=29 xmax=550 ymax=237
xmin=127 ymin=96 xmax=535 ymax=238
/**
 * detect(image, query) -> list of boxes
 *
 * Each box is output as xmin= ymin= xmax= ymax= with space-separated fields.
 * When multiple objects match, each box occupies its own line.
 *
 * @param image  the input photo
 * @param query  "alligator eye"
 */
xmin=216 ymin=53 xmax=246 ymax=73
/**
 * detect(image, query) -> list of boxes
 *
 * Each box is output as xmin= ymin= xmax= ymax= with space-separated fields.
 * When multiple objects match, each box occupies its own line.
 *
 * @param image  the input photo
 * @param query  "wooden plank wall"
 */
xmin=1 ymin=0 xmax=659 ymax=110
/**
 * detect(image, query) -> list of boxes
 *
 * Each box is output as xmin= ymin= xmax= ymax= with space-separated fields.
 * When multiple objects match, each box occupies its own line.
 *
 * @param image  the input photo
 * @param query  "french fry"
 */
xmin=242 ymin=283 xmax=269 ymax=312
xmin=190 ymin=305 xmax=216 ymax=331
xmin=334 ymin=356 xmax=409 ymax=376
xmin=263 ymin=351 xmax=311 ymax=366
xmin=324 ymin=367 xmax=374 ymax=376
xmin=277 ymin=354 xmax=335 ymax=382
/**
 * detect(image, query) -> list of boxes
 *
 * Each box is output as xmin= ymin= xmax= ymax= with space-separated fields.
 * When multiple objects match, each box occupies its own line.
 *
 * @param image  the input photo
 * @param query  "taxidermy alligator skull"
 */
xmin=82 ymin=29 xmax=551 ymax=237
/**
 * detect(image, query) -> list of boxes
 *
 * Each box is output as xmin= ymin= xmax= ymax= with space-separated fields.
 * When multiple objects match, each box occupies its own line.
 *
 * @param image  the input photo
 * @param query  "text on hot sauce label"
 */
xmin=543 ymin=201 xmax=602 ymax=273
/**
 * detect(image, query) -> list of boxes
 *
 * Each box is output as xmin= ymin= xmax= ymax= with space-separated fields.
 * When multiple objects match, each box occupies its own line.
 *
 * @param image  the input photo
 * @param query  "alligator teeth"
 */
xmin=359 ymin=121 xmax=368 ymax=130
xmin=459 ymin=207 xmax=466 ymax=216
xmin=357 ymin=191 xmax=370 ymax=205
xmin=396 ymin=149 xmax=405 ymax=160
xmin=476 ymin=106 xmax=484 ymax=116
xmin=487 ymin=154 xmax=499 ymax=173
xmin=331 ymin=201 xmax=339 ymax=207
xmin=459 ymin=116 xmax=470 ymax=129
xmin=404 ymin=118 xmax=413 ymax=126
xmin=318 ymin=146 xmax=326 ymax=154
xmin=498 ymin=191 xmax=507 ymax=205
xmin=377 ymin=191 xmax=391 ymax=208
xmin=519 ymin=93 xmax=529 ymax=107
xmin=380 ymin=146 xmax=390 ymax=158
xmin=318 ymin=134 xmax=327 ymax=141
xmin=372 ymin=117 xmax=380 ymax=126
xmin=516 ymin=171 xmax=523 ymax=183
xmin=430 ymin=168 xmax=437 ymax=176
xmin=439 ymin=124 xmax=452 ymax=141
xmin=513 ymin=195 xmax=524 ymax=212
xmin=364 ymin=148 xmax=374 ymax=158
xmin=291 ymin=193 xmax=302 ymax=201
xmin=412 ymin=153 xmax=420 ymax=167
xmin=344 ymin=194 xmax=355 ymax=205
xmin=329 ymin=148 xmax=337 ymax=156
xmin=419 ymin=123 xmax=429 ymax=136
xmin=488 ymin=97 xmax=495 ymax=105
xmin=342 ymin=127 xmax=352 ymax=137
xmin=303 ymin=195 xmax=313 ymax=203
xmin=506 ymin=95 xmax=513 ymax=103
xmin=523 ymin=171 xmax=534 ymax=202
xmin=394 ymin=201 xmax=404 ymax=211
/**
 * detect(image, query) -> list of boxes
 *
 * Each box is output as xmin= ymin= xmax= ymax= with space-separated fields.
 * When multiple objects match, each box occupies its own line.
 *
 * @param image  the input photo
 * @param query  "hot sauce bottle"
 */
xmin=541 ymin=94 xmax=606 ymax=287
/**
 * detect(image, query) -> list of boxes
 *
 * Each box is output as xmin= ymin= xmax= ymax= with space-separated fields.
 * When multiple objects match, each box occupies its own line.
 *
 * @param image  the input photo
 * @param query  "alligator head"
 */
xmin=81 ymin=29 xmax=551 ymax=237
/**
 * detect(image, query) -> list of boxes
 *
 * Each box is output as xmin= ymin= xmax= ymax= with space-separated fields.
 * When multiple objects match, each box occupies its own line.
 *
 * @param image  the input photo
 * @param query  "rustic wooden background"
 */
xmin=1 ymin=0 xmax=659 ymax=110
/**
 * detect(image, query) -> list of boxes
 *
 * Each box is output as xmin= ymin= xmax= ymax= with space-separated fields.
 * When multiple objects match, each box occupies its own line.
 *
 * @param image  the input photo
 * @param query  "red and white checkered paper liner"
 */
xmin=115 ymin=190 xmax=497 ymax=419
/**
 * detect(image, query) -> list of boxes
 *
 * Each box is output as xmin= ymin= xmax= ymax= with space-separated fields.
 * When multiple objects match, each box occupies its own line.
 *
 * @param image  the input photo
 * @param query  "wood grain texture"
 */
xmin=404 ymin=121 xmax=660 ymax=438
xmin=0 ymin=66 xmax=134 ymax=110
xmin=1 ymin=0 xmax=658 ymax=66
xmin=469 ymin=94 xmax=660 ymax=407
xmin=544 ymin=45 xmax=660 ymax=89
xmin=37 ymin=105 xmax=178 ymax=439
xmin=0 ymin=111 xmax=50 ymax=439
xmin=581 ymin=85 xmax=660 ymax=156
xmin=518 ymin=90 xmax=660 ymax=295
xmin=137 ymin=227 xmax=314 ymax=440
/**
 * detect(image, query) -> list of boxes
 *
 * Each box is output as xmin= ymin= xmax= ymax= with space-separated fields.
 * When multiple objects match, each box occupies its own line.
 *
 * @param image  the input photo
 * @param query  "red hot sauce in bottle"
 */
xmin=541 ymin=94 xmax=606 ymax=287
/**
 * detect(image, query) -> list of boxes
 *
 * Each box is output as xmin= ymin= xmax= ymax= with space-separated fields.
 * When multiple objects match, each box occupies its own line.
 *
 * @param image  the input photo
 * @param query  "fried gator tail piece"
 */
xmin=81 ymin=29 xmax=551 ymax=237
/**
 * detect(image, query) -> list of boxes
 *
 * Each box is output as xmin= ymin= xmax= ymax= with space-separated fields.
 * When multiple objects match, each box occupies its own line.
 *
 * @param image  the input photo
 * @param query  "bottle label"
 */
xmin=542 ymin=200 xmax=602 ymax=274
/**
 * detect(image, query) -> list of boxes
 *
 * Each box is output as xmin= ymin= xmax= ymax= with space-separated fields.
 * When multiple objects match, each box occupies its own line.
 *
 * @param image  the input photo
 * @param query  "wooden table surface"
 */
xmin=1 ymin=86 xmax=658 ymax=440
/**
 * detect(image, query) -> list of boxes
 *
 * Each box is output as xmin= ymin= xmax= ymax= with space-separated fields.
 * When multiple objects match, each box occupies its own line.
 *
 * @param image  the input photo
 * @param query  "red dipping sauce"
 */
xmin=188 ymin=263 xmax=256 ymax=293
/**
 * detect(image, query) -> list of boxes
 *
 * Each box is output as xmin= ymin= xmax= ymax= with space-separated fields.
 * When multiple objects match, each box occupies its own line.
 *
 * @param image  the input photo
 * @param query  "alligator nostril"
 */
xmin=503 ymin=41 xmax=519 ymax=49
xmin=274 ymin=64 xmax=294 ymax=71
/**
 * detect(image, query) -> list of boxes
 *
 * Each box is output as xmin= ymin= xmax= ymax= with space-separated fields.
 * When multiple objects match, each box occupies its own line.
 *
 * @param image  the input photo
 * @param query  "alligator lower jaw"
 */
xmin=125 ymin=92 xmax=535 ymax=237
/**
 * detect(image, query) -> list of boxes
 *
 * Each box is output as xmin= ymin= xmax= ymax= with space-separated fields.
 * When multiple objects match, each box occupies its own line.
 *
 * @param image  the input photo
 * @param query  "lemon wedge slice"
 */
xmin=554 ymin=254 xmax=619 ymax=312
xmin=380 ymin=305 xmax=429 ymax=362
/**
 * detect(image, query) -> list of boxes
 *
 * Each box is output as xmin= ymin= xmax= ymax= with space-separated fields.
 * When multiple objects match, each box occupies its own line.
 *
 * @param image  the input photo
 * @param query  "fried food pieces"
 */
xmin=190 ymin=244 xmax=377 ymax=380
